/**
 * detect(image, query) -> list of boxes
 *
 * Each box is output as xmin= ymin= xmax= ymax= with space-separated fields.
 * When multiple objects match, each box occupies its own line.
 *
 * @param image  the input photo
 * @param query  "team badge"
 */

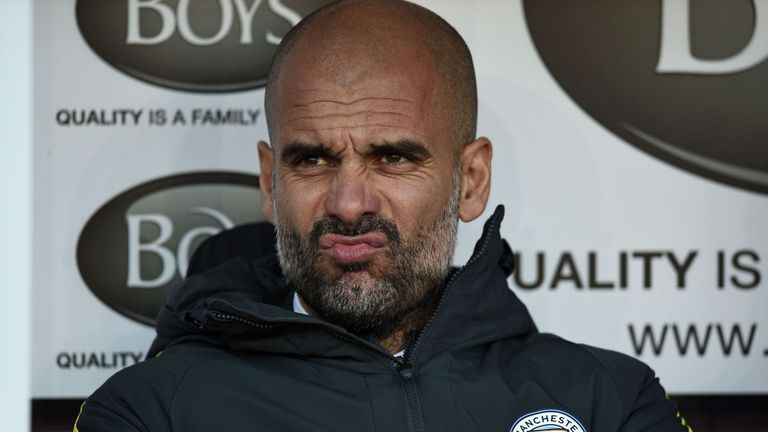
xmin=509 ymin=409 xmax=586 ymax=432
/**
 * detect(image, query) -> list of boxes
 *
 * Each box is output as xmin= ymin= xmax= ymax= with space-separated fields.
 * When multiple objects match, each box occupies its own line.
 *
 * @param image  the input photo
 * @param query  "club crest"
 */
xmin=509 ymin=409 xmax=586 ymax=432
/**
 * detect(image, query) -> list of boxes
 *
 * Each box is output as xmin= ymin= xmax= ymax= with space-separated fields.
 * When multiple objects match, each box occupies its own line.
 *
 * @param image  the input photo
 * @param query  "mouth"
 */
xmin=318 ymin=232 xmax=389 ymax=265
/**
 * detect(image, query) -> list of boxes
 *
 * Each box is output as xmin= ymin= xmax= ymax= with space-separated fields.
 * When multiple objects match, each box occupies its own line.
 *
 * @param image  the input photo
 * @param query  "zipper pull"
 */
xmin=400 ymin=366 xmax=413 ymax=379
xmin=184 ymin=311 xmax=205 ymax=329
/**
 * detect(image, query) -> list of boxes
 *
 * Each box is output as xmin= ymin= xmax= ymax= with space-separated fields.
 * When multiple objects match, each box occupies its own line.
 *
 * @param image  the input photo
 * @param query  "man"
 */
xmin=76 ymin=1 xmax=690 ymax=431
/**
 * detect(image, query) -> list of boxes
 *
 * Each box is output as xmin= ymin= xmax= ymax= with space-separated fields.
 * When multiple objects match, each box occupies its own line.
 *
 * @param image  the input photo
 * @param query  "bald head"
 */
xmin=264 ymin=0 xmax=477 ymax=153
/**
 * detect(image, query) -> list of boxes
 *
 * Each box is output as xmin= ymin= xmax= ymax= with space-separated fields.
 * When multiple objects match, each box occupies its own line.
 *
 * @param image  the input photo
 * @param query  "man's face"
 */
xmin=264 ymin=40 xmax=462 ymax=337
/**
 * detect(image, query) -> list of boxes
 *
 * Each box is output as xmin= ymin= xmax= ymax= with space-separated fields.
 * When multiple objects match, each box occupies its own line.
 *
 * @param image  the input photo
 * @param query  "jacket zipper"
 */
xmin=397 ymin=211 xmax=501 ymax=432
xmin=207 ymin=311 xmax=398 ymax=364
xmin=209 ymin=311 xmax=278 ymax=329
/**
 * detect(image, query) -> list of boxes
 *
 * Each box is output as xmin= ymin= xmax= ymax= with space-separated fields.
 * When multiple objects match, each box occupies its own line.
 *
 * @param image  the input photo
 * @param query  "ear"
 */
xmin=458 ymin=137 xmax=492 ymax=222
xmin=258 ymin=140 xmax=276 ymax=224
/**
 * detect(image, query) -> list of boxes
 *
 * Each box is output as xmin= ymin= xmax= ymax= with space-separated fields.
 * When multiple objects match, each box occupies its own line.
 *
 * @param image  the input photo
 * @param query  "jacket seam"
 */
xmin=361 ymin=375 xmax=380 ymax=432
xmin=166 ymin=354 xmax=202 ymax=426
xmin=575 ymin=343 xmax=630 ymax=418
xmin=447 ymin=356 xmax=462 ymax=430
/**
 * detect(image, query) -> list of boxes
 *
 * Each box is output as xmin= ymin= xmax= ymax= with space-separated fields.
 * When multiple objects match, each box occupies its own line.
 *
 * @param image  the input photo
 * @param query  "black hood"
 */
xmin=148 ymin=205 xmax=537 ymax=367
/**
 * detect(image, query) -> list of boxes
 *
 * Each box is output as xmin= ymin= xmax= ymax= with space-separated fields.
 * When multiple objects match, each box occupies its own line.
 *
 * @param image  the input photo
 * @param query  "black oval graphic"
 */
xmin=75 ymin=0 xmax=334 ymax=92
xmin=524 ymin=0 xmax=768 ymax=195
xmin=77 ymin=172 xmax=265 ymax=326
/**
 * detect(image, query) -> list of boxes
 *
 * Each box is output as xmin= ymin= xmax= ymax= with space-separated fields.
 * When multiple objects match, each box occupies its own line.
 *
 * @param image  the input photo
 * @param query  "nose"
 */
xmin=324 ymin=163 xmax=381 ymax=226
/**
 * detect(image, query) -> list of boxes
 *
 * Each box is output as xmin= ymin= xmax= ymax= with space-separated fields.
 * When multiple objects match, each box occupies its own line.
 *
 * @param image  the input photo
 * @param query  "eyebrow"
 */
xmin=368 ymin=139 xmax=433 ymax=161
xmin=279 ymin=141 xmax=333 ymax=164
xmin=279 ymin=139 xmax=433 ymax=164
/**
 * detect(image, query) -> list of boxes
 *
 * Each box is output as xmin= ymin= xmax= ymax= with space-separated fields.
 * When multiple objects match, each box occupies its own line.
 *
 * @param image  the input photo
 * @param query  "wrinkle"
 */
xmin=292 ymin=124 xmax=420 ymax=135
xmin=288 ymin=96 xmax=413 ymax=109
xmin=285 ymin=110 xmax=414 ymax=124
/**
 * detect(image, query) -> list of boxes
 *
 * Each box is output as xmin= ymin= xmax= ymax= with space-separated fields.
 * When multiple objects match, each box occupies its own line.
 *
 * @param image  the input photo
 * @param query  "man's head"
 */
xmin=258 ymin=0 xmax=492 ymax=339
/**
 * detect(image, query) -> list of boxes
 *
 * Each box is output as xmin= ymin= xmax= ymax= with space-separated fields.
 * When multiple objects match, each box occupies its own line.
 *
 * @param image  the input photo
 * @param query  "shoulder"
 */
xmin=76 ymin=347 xmax=204 ymax=431
xmin=517 ymin=333 xmax=657 ymax=399
xmin=100 ymin=347 xmax=201 ymax=394
xmin=508 ymin=334 xmax=688 ymax=431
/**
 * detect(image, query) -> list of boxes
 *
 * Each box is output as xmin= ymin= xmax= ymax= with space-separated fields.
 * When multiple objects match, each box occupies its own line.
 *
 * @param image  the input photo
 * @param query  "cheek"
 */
xmin=275 ymin=179 xmax=326 ymax=231
xmin=381 ymin=176 xmax=453 ymax=235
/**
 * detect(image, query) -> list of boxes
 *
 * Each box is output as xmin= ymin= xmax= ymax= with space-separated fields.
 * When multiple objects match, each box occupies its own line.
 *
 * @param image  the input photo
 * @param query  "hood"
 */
xmin=148 ymin=205 xmax=537 ymax=367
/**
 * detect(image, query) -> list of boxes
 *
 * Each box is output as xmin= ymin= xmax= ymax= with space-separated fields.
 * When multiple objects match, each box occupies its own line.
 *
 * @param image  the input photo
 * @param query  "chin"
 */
xmin=337 ymin=269 xmax=380 ymax=290
xmin=326 ymin=254 xmax=390 ymax=277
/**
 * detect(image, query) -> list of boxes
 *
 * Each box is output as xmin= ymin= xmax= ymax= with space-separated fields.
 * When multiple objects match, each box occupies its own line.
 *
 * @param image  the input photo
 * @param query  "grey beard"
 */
xmin=275 ymin=172 xmax=460 ymax=339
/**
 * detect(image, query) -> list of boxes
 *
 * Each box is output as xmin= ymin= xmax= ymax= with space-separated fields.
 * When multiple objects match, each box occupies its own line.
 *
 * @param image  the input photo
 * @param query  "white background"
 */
xmin=1 ymin=0 xmax=32 ymax=430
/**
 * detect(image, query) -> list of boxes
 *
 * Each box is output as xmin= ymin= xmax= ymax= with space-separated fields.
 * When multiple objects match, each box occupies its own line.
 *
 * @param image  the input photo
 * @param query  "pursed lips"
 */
xmin=318 ymin=232 xmax=389 ymax=265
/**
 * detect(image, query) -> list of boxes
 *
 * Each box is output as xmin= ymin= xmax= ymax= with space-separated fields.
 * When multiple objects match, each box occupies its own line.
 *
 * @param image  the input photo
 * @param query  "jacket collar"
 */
xmin=149 ymin=205 xmax=537 ymax=365
xmin=413 ymin=205 xmax=537 ymax=364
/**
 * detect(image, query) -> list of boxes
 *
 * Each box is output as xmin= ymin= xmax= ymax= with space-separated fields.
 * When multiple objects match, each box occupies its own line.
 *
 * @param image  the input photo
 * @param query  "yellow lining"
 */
xmin=72 ymin=400 xmax=87 ymax=432
xmin=667 ymin=394 xmax=693 ymax=432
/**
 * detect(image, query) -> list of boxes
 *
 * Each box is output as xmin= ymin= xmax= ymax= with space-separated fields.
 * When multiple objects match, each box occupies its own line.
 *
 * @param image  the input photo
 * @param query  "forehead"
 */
xmin=269 ymin=13 xmax=455 ymax=149
xmin=281 ymin=82 xmax=430 ymax=140
xmin=272 ymin=48 xmax=448 ymax=150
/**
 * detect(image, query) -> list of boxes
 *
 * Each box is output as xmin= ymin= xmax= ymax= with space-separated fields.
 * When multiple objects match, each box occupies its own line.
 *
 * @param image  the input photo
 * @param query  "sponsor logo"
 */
xmin=524 ymin=0 xmax=768 ymax=195
xmin=509 ymin=409 xmax=586 ymax=432
xmin=75 ymin=0 xmax=335 ymax=92
xmin=77 ymin=172 xmax=265 ymax=326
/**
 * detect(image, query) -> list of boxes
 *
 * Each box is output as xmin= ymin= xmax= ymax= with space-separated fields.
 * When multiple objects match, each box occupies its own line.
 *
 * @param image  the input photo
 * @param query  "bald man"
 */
xmin=76 ymin=1 xmax=690 ymax=431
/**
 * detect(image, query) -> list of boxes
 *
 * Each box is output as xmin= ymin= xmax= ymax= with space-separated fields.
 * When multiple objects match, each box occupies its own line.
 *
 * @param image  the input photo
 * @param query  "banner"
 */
xmin=32 ymin=0 xmax=767 ymax=413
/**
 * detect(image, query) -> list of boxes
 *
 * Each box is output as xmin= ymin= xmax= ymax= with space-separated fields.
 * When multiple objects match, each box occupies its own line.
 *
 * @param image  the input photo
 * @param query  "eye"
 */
xmin=379 ymin=153 xmax=408 ymax=165
xmin=298 ymin=156 xmax=329 ymax=167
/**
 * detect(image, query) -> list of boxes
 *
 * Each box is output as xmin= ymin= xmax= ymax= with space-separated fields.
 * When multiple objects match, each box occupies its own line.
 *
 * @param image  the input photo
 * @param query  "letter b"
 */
xmin=126 ymin=0 xmax=175 ymax=45
xmin=657 ymin=0 xmax=768 ymax=74
xmin=126 ymin=214 xmax=176 ymax=288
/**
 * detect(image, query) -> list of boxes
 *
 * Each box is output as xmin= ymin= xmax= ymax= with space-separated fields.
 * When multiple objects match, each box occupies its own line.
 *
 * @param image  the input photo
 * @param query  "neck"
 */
xmin=296 ymin=292 xmax=441 ymax=355
xmin=378 ymin=297 xmax=438 ymax=354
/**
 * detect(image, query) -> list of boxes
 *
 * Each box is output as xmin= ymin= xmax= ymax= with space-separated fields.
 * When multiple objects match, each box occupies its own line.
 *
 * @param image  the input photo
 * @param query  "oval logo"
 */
xmin=77 ymin=172 xmax=267 ymax=326
xmin=75 ymin=0 xmax=335 ymax=92
xmin=509 ymin=409 xmax=586 ymax=432
xmin=524 ymin=0 xmax=768 ymax=195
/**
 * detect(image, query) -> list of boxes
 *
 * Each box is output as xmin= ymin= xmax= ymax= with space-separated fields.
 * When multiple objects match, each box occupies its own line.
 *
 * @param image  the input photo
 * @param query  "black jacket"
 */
xmin=76 ymin=206 xmax=690 ymax=431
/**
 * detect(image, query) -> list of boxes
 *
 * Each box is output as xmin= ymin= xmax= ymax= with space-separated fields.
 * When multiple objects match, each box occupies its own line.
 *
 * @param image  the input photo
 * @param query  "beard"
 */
xmin=275 ymin=173 xmax=460 ymax=339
